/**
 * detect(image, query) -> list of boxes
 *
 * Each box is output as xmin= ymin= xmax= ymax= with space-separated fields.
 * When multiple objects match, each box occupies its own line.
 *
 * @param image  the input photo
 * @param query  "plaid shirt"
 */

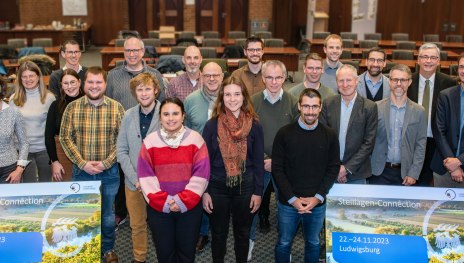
xmin=60 ymin=96 xmax=125 ymax=169
xmin=166 ymin=73 xmax=202 ymax=101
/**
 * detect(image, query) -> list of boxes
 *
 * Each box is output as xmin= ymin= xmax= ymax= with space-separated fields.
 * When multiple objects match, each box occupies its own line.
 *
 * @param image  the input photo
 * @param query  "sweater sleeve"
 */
xmin=252 ymin=122 xmax=265 ymax=196
xmin=116 ymin=112 xmax=138 ymax=187
xmin=138 ymin=141 xmax=169 ymax=212
xmin=271 ymin=127 xmax=295 ymax=202
xmin=173 ymin=140 xmax=210 ymax=212
xmin=316 ymin=128 xmax=340 ymax=199
xmin=45 ymin=101 xmax=59 ymax=162
xmin=14 ymin=110 xmax=30 ymax=165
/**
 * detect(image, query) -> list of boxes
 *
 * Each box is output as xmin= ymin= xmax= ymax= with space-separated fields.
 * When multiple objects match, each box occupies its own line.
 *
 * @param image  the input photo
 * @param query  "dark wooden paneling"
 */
xmin=272 ymin=0 xmax=307 ymax=47
xmin=0 ymin=0 xmax=20 ymax=26
xmin=92 ymin=0 xmax=127 ymax=45
xmin=328 ymin=0 xmax=351 ymax=34
xmin=129 ymin=0 xmax=148 ymax=37
xmin=376 ymin=0 xmax=464 ymax=41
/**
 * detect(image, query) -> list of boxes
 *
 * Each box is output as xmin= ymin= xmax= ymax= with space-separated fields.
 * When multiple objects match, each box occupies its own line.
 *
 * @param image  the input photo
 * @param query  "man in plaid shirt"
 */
xmin=60 ymin=66 xmax=125 ymax=263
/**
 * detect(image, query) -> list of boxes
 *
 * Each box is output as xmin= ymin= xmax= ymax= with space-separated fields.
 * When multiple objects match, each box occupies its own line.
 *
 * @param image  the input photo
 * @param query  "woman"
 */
xmin=138 ymin=97 xmax=210 ymax=263
xmin=45 ymin=69 xmax=83 ymax=181
xmin=9 ymin=61 xmax=55 ymax=182
xmin=0 ymin=78 xmax=29 ymax=183
xmin=202 ymin=78 xmax=264 ymax=263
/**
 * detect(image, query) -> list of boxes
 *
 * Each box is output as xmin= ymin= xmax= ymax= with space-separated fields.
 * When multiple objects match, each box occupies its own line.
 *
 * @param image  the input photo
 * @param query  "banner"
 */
xmin=352 ymin=0 xmax=378 ymax=40
xmin=326 ymin=184 xmax=464 ymax=263
xmin=0 ymin=181 xmax=101 ymax=262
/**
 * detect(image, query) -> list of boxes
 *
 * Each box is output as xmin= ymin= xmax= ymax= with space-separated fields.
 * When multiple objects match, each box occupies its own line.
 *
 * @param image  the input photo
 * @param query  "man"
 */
xmin=320 ymin=34 xmax=344 ymax=93
xmin=49 ymin=40 xmax=87 ymax=100
xmin=356 ymin=47 xmax=390 ymax=101
xmin=370 ymin=64 xmax=427 ymax=186
xmin=166 ymin=45 xmax=203 ymax=101
xmin=184 ymin=62 xmax=224 ymax=252
xmin=230 ymin=36 xmax=266 ymax=95
xmin=320 ymin=64 xmax=378 ymax=184
xmin=273 ymin=89 xmax=340 ymax=263
xmin=431 ymin=55 xmax=464 ymax=188
xmin=407 ymin=43 xmax=457 ymax=186
xmin=117 ymin=73 xmax=161 ymax=263
xmin=60 ymin=67 xmax=125 ymax=263
xmin=106 ymin=36 xmax=166 ymax=227
xmin=249 ymin=60 xmax=299 ymax=260
xmin=106 ymin=35 xmax=166 ymax=110
xmin=289 ymin=53 xmax=336 ymax=100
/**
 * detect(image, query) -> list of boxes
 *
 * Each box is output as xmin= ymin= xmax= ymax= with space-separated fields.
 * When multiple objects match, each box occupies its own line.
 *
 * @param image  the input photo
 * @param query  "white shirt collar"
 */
xmin=263 ymin=89 xmax=283 ymax=104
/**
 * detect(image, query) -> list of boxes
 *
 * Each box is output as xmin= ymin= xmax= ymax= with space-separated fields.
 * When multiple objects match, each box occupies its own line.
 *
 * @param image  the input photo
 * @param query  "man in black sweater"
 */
xmin=272 ymin=88 xmax=340 ymax=263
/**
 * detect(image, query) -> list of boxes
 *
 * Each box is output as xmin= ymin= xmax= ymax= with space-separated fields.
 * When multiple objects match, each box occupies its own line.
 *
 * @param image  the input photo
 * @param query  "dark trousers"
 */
xmin=0 ymin=163 xmax=16 ymax=183
xmin=369 ymin=166 xmax=403 ymax=185
xmin=147 ymin=202 xmax=202 ymax=263
xmin=415 ymin=137 xmax=435 ymax=186
xmin=115 ymin=164 xmax=128 ymax=218
xmin=208 ymin=177 xmax=255 ymax=263
xmin=259 ymin=182 xmax=273 ymax=219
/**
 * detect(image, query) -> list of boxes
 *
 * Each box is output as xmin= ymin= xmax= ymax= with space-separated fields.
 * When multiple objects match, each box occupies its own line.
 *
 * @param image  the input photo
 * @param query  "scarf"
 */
xmin=160 ymin=125 xmax=186 ymax=148
xmin=217 ymin=108 xmax=252 ymax=187
xmin=201 ymin=86 xmax=218 ymax=119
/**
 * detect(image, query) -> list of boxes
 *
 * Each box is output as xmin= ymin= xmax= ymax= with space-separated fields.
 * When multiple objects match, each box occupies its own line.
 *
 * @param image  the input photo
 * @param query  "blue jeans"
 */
xmin=275 ymin=202 xmax=326 ymax=263
xmin=199 ymin=212 xmax=209 ymax=236
xmin=72 ymin=163 xmax=119 ymax=254
xmin=249 ymin=171 xmax=272 ymax=241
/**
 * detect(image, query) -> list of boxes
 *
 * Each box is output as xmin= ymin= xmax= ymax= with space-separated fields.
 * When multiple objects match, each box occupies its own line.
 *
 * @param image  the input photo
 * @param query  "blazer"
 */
xmin=319 ymin=94 xmax=378 ymax=180
xmin=356 ymin=72 xmax=390 ymax=100
xmin=371 ymin=98 xmax=427 ymax=179
xmin=431 ymin=85 xmax=464 ymax=175
xmin=407 ymin=71 xmax=457 ymax=135
xmin=117 ymin=103 xmax=161 ymax=191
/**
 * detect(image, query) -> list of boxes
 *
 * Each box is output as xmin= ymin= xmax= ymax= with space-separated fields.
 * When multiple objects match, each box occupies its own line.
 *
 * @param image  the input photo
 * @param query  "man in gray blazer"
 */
xmin=431 ymin=55 xmax=464 ymax=188
xmin=116 ymin=73 xmax=161 ymax=263
xmin=371 ymin=64 xmax=427 ymax=185
xmin=356 ymin=47 xmax=390 ymax=101
xmin=320 ymin=64 xmax=378 ymax=184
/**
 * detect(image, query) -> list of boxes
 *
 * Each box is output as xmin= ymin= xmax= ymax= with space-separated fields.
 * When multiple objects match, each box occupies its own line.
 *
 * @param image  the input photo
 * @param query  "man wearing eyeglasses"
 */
xmin=320 ymin=34 xmax=344 ymax=93
xmin=370 ymin=64 xmax=427 ymax=186
xmin=248 ymin=60 xmax=299 ymax=261
xmin=431 ymin=55 xmax=464 ymax=188
xmin=356 ymin=47 xmax=390 ymax=101
xmin=407 ymin=43 xmax=457 ymax=186
xmin=320 ymin=64 xmax=378 ymax=184
xmin=49 ymin=40 xmax=88 ymax=100
xmin=272 ymin=88 xmax=340 ymax=263
xmin=166 ymin=45 xmax=203 ymax=101
xmin=230 ymin=36 xmax=266 ymax=95
xmin=289 ymin=53 xmax=336 ymax=100
xmin=184 ymin=62 xmax=224 ymax=252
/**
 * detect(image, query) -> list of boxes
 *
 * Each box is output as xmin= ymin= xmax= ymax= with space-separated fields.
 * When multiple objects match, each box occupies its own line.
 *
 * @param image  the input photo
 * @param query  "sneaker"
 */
xmin=247 ymin=239 xmax=255 ymax=261
xmin=104 ymin=251 xmax=118 ymax=263
xmin=114 ymin=215 xmax=128 ymax=232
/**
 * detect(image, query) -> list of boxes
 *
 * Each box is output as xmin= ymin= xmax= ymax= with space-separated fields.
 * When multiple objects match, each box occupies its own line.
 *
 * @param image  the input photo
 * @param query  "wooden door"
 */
xmin=92 ymin=0 xmax=127 ymax=46
xmin=328 ymin=0 xmax=351 ymax=34
xmin=196 ymin=0 xmax=248 ymax=37
xmin=129 ymin=0 xmax=148 ymax=37
xmin=153 ymin=0 xmax=184 ymax=31
xmin=0 ymin=0 xmax=20 ymax=28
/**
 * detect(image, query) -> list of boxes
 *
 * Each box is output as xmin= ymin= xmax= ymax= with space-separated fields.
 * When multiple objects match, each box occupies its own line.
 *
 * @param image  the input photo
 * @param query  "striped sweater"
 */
xmin=138 ymin=128 xmax=210 ymax=213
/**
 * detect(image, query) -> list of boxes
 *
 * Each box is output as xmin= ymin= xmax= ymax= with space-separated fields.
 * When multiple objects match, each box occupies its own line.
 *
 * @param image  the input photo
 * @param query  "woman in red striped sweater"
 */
xmin=138 ymin=97 xmax=210 ymax=263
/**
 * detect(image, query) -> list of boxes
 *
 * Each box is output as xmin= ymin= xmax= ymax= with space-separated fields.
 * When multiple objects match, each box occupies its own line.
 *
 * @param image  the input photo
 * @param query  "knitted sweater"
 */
xmin=0 ymin=104 xmax=29 ymax=167
xmin=9 ymin=88 xmax=55 ymax=153
xmin=138 ymin=128 xmax=210 ymax=213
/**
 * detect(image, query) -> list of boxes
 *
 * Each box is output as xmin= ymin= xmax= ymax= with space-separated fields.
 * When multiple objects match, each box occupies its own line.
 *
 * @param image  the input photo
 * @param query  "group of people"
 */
xmin=0 ymin=33 xmax=463 ymax=263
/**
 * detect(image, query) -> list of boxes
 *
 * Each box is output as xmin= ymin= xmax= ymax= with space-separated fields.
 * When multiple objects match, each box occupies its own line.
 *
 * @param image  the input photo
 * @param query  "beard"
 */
xmin=302 ymin=114 xmax=318 ymax=126
xmin=368 ymin=66 xmax=382 ymax=77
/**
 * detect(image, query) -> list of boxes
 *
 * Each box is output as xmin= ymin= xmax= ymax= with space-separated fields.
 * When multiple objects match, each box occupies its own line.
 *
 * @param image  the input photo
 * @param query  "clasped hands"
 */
xmin=292 ymin=197 xmax=320 ymax=214
xmin=444 ymin=158 xmax=463 ymax=182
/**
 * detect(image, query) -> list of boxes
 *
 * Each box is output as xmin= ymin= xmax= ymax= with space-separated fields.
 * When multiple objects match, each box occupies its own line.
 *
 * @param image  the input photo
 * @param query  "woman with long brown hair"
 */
xmin=9 ymin=61 xmax=55 ymax=182
xmin=202 ymin=78 xmax=264 ymax=262
xmin=45 ymin=68 xmax=83 ymax=181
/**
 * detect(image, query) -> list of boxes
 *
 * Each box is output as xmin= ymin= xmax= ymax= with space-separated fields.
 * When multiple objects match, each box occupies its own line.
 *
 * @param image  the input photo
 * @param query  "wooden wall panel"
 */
xmin=328 ymin=0 xmax=351 ymax=34
xmin=92 ymin=0 xmax=128 ymax=45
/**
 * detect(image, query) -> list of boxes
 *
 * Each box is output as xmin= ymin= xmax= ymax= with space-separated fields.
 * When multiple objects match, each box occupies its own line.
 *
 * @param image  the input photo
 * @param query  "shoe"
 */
xmin=247 ymin=239 xmax=255 ymax=261
xmin=104 ymin=251 xmax=118 ymax=263
xmin=196 ymin=235 xmax=209 ymax=252
xmin=259 ymin=217 xmax=271 ymax=234
xmin=114 ymin=215 xmax=128 ymax=232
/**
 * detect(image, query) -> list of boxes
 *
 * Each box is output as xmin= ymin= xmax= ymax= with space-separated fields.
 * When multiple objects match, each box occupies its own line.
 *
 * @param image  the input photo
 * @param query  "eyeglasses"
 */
xmin=64 ymin=50 xmax=81 ymax=55
xmin=62 ymin=80 xmax=78 ymax=87
xmin=390 ymin=78 xmax=410 ymax=84
xmin=418 ymin=55 xmax=439 ymax=62
xmin=246 ymin=48 xmax=263 ymax=53
xmin=203 ymin=74 xmax=222 ymax=79
xmin=458 ymin=65 xmax=464 ymax=70
xmin=367 ymin=58 xmax=385 ymax=64
xmin=300 ymin=104 xmax=321 ymax=111
xmin=264 ymin=76 xmax=285 ymax=82
xmin=306 ymin=67 xmax=323 ymax=72
xmin=124 ymin=48 xmax=143 ymax=54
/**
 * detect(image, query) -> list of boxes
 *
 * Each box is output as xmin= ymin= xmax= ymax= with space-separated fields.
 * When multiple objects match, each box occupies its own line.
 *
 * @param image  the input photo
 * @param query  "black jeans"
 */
xmin=208 ymin=176 xmax=255 ymax=263
xmin=147 ymin=203 xmax=202 ymax=263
